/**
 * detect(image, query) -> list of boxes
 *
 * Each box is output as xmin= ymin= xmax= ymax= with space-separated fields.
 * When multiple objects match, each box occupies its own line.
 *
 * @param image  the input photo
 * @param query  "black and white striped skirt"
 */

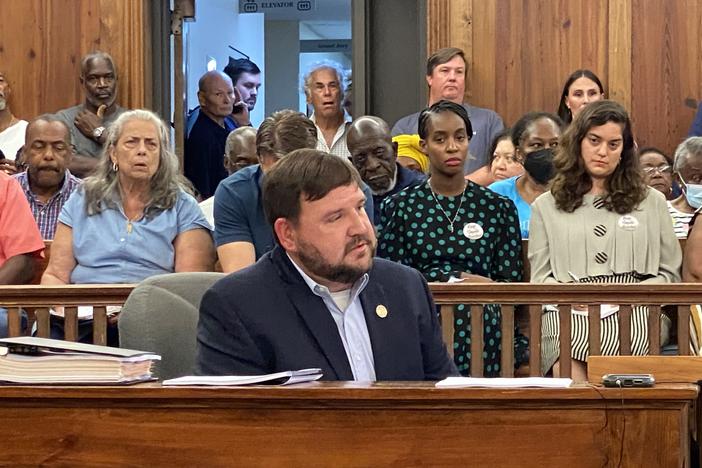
xmin=540 ymin=273 xmax=671 ymax=374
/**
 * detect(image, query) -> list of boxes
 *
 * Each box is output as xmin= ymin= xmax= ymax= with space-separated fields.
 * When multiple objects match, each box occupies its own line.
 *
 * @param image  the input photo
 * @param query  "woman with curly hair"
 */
xmin=529 ymin=100 xmax=681 ymax=379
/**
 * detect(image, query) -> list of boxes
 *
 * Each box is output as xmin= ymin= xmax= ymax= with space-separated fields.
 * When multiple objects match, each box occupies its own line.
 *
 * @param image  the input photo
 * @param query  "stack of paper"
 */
xmin=163 ymin=368 xmax=323 ymax=386
xmin=436 ymin=377 xmax=573 ymax=388
xmin=0 ymin=337 xmax=160 ymax=384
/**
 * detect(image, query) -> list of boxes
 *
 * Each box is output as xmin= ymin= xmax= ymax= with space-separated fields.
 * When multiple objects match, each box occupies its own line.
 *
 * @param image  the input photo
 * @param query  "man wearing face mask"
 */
xmin=668 ymin=137 xmax=702 ymax=238
xmin=488 ymin=112 xmax=563 ymax=239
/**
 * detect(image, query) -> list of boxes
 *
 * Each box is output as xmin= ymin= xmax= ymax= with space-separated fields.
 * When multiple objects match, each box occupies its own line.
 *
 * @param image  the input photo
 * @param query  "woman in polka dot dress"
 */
xmin=529 ymin=100 xmax=682 ymax=380
xmin=377 ymin=100 xmax=527 ymax=376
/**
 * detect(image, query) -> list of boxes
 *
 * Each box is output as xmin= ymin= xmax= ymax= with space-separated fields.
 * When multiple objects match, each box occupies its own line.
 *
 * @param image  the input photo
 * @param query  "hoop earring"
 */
xmin=112 ymin=162 xmax=119 ymax=172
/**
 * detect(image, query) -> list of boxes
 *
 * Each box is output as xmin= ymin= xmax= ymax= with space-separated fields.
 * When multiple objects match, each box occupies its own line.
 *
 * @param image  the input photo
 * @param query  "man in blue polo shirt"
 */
xmin=214 ymin=110 xmax=317 ymax=272
xmin=214 ymin=110 xmax=375 ymax=273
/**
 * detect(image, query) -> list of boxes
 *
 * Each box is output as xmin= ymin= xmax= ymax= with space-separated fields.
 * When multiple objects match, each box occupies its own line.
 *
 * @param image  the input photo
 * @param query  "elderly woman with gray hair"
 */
xmin=668 ymin=137 xmax=702 ymax=237
xmin=42 ymin=109 xmax=214 ymax=342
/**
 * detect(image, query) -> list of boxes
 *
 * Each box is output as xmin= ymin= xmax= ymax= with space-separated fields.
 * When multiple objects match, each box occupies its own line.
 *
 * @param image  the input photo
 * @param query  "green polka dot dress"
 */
xmin=377 ymin=181 xmax=528 ymax=376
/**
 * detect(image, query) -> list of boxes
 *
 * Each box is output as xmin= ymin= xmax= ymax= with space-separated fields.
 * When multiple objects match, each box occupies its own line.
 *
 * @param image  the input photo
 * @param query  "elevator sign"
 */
xmin=239 ymin=0 xmax=315 ymax=14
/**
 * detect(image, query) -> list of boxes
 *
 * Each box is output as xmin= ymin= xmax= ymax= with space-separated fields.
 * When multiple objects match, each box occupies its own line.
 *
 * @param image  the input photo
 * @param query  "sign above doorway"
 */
xmin=239 ymin=0 xmax=316 ymax=14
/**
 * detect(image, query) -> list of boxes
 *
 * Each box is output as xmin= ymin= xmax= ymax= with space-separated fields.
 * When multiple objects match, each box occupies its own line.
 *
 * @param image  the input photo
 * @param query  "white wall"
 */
xmin=264 ymin=21 xmax=300 ymax=116
xmin=185 ymin=0 xmax=265 ymax=126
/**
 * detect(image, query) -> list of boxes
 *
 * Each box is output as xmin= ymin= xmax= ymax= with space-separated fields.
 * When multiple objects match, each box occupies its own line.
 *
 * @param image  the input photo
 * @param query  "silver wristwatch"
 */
xmin=93 ymin=126 xmax=106 ymax=139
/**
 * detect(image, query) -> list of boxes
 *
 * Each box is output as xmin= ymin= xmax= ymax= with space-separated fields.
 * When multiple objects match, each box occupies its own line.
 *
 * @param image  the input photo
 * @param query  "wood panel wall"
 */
xmin=0 ymin=0 xmax=150 ymax=121
xmin=428 ymin=0 xmax=702 ymax=155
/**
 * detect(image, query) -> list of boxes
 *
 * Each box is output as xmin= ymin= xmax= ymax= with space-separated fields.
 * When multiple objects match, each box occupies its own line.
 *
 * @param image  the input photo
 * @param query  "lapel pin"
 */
xmin=376 ymin=305 xmax=388 ymax=318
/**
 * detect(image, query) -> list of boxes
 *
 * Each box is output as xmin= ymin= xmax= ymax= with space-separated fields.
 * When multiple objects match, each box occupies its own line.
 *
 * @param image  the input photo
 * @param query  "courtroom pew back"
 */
xmin=2 ymin=283 xmax=701 ymax=380
xmin=429 ymin=283 xmax=702 ymax=378
xmin=0 ymin=285 xmax=133 ymax=345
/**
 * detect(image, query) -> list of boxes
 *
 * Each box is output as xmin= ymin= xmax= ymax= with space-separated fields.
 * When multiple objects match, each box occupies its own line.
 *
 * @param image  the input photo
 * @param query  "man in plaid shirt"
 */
xmin=13 ymin=116 xmax=81 ymax=240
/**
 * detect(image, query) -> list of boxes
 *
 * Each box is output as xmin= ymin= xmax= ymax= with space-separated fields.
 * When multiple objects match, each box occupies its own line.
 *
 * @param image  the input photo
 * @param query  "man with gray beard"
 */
xmin=0 ymin=71 xmax=28 ymax=175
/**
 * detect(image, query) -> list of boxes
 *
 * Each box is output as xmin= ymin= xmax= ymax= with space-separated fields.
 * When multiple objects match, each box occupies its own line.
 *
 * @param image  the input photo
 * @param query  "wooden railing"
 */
xmin=0 ymin=285 xmax=134 ymax=345
xmin=1 ymin=283 xmax=701 ymax=379
xmin=430 ymin=283 xmax=702 ymax=378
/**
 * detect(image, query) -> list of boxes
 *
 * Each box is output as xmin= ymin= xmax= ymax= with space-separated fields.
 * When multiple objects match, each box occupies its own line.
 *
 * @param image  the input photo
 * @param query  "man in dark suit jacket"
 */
xmin=196 ymin=148 xmax=456 ymax=380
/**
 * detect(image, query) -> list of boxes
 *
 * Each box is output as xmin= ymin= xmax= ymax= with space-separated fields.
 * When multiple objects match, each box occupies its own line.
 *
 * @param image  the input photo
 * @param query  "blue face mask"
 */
xmin=681 ymin=176 xmax=702 ymax=209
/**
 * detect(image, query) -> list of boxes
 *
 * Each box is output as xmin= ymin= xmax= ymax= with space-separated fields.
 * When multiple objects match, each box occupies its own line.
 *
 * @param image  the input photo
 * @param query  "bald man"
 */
xmin=185 ymin=70 xmax=237 ymax=199
xmin=347 ymin=116 xmax=426 ymax=222
xmin=53 ymin=52 xmax=126 ymax=177
xmin=199 ymin=126 xmax=258 ymax=226
xmin=224 ymin=126 xmax=258 ymax=174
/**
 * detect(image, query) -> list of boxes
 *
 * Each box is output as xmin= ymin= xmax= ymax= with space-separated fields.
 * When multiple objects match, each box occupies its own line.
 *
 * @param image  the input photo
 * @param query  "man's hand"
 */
xmin=0 ymin=158 xmax=18 ymax=175
xmin=74 ymin=104 xmax=107 ymax=142
xmin=230 ymin=87 xmax=250 ymax=127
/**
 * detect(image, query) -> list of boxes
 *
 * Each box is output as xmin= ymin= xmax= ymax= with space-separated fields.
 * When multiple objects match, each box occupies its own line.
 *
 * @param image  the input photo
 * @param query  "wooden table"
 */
xmin=0 ymin=382 xmax=695 ymax=467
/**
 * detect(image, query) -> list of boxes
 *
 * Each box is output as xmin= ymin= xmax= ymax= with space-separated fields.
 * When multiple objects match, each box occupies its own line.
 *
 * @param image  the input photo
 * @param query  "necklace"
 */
xmin=427 ymin=179 xmax=466 ymax=232
xmin=126 ymin=212 xmax=143 ymax=234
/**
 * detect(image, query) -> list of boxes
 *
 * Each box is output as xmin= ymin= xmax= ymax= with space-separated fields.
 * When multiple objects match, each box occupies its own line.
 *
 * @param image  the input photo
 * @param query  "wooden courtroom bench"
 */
xmin=0 ymin=285 xmax=133 ymax=344
xmin=429 ymin=282 xmax=702 ymax=378
xmin=1 ymin=283 xmax=701 ymax=380
xmin=0 ymin=382 xmax=694 ymax=466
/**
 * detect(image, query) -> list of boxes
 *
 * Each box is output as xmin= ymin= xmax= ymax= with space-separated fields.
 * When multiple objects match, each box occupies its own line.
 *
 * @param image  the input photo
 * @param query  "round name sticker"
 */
xmin=618 ymin=215 xmax=639 ymax=231
xmin=463 ymin=222 xmax=484 ymax=240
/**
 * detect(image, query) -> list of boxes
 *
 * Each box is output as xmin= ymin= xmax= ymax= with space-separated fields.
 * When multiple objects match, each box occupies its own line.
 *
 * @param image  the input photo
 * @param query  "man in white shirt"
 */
xmin=0 ymin=70 xmax=28 ymax=175
xmin=303 ymin=61 xmax=351 ymax=159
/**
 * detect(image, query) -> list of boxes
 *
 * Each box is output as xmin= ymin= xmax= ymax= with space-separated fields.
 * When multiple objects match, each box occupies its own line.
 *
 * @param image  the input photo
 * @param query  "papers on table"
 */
xmin=436 ymin=377 xmax=573 ymax=388
xmin=0 ymin=337 xmax=160 ymax=384
xmin=163 ymin=368 xmax=323 ymax=387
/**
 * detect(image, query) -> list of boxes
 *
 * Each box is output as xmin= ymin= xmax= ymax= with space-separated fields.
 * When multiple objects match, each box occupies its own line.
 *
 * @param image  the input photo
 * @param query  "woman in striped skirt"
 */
xmin=529 ymin=100 xmax=682 ymax=379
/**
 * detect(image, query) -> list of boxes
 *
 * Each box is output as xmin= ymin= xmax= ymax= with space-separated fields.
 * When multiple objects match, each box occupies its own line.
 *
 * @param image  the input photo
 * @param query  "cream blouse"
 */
xmin=529 ymin=188 xmax=681 ymax=284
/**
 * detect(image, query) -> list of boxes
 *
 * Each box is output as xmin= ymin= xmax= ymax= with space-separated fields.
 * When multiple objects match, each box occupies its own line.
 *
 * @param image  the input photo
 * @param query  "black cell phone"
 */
xmin=602 ymin=374 xmax=655 ymax=388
